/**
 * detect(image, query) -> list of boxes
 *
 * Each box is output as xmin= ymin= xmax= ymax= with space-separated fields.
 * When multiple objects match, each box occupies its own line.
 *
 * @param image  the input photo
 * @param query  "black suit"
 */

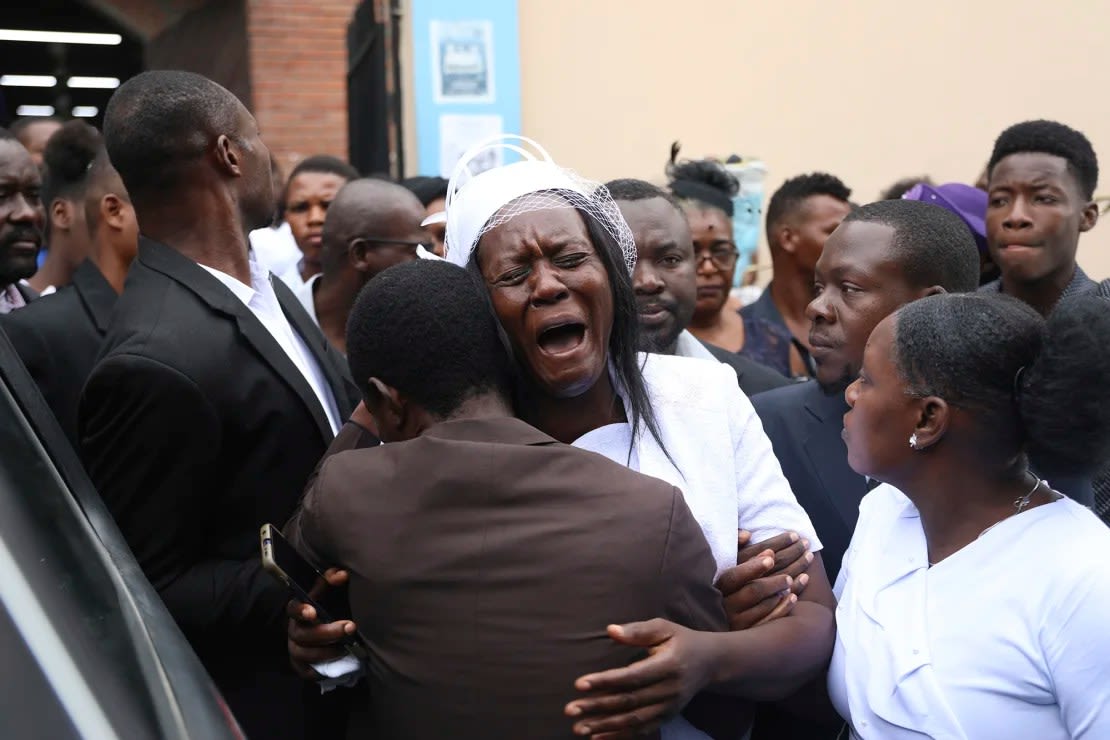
xmin=701 ymin=340 xmax=791 ymax=396
xmin=79 ymin=238 xmax=359 ymax=739
xmin=15 ymin=281 xmax=38 ymax=304
xmin=1 ymin=260 xmax=115 ymax=446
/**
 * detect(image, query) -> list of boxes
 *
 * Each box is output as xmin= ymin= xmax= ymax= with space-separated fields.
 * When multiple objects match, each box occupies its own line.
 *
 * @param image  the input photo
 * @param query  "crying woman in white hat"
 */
xmin=441 ymin=136 xmax=836 ymax=740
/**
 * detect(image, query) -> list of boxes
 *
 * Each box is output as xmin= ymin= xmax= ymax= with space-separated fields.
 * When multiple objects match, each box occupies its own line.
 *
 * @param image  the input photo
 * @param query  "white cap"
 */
xmin=440 ymin=134 xmax=636 ymax=274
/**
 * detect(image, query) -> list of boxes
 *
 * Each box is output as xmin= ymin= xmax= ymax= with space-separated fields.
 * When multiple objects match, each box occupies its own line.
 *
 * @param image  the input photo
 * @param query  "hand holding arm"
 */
xmin=719 ymin=530 xmax=813 ymax=629
xmin=566 ymin=553 xmax=836 ymax=736
xmin=566 ymin=620 xmax=722 ymax=738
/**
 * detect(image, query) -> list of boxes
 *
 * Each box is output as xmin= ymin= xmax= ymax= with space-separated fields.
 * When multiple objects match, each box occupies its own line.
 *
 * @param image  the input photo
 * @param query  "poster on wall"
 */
xmin=439 ymin=113 xmax=503 ymax=176
xmin=431 ymin=20 xmax=496 ymax=104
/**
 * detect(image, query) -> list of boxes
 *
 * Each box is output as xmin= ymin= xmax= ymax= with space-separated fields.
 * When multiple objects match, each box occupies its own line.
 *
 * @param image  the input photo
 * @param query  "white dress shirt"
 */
xmin=0 ymin=284 xmax=27 ymax=314
xmin=573 ymin=353 xmax=818 ymax=740
xmin=197 ymin=255 xmax=341 ymax=435
xmin=829 ymin=483 xmax=1110 ymax=739
xmin=277 ymin=261 xmax=308 ymax=291
xmin=249 ymin=221 xmax=301 ymax=278
xmin=293 ymin=273 xmax=321 ymax=327
xmin=673 ymin=329 xmax=721 ymax=364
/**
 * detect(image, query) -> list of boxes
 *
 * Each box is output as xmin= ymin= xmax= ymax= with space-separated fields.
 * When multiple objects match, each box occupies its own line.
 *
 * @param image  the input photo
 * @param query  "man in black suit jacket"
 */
xmin=1 ymin=148 xmax=137 ymax=445
xmin=752 ymin=201 xmax=981 ymax=582
xmin=748 ymin=200 xmax=982 ymax=740
xmin=608 ymin=178 xmax=789 ymax=397
xmin=78 ymin=71 xmax=359 ymax=739
xmin=0 ymin=129 xmax=44 ymax=313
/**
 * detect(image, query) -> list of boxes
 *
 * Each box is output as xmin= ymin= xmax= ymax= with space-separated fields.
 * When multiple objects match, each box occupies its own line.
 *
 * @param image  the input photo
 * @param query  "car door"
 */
xmin=0 ymin=328 xmax=242 ymax=740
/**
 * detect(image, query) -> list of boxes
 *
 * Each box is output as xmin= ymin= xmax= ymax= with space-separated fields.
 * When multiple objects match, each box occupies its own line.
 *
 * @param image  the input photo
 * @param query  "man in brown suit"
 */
xmin=284 ymin=260 xmax=727 ymax=739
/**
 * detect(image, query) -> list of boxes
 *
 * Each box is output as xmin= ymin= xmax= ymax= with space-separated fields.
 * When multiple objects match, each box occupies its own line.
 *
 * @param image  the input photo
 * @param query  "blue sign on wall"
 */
xmin=410 ymin=0 xmax=521 ymax=177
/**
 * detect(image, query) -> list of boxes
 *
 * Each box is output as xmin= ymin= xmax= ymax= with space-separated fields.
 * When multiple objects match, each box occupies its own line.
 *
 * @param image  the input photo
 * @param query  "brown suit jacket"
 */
xmin=285 ymin=416 xmax=727 ymax=740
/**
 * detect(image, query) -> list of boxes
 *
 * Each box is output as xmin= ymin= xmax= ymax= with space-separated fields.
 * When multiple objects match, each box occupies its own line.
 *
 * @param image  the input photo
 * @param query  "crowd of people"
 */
xmin=1 ymin=68 xmax=1108 ymax=739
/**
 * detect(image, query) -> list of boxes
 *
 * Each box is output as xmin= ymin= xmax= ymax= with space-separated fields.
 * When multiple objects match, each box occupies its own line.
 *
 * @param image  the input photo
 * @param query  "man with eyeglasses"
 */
xmin=740 ymin=173 xmax=853 ymax=378
xmin=294 ymin=178 xmax=431 ymax=354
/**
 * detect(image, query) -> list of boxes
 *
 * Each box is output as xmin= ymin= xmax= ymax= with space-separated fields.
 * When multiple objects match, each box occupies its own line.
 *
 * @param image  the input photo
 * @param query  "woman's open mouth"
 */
xmin=537 ymin=322 xmax=587 ymax=355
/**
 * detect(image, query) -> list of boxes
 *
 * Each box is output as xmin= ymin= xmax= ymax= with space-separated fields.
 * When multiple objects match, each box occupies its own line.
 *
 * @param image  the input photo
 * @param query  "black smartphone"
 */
xmin=260 ymin=523 xmax=366 ymax=659
xmin=260 ymin=523 xmax=337 ymax=620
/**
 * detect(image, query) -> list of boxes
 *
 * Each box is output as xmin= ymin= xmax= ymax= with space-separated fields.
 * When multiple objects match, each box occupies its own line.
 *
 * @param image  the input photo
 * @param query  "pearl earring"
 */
xmin=909 ymin=433 xmax=919 ymax=449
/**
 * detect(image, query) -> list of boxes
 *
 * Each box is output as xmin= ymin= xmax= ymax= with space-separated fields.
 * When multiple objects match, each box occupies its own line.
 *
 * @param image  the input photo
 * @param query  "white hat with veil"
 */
xmin=421 ymin=135 xmax=636 ymax=274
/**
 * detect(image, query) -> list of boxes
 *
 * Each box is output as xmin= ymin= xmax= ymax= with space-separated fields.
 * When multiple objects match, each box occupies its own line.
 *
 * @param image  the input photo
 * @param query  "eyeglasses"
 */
xmin=695 ymin=243 xmax=739 ymax=271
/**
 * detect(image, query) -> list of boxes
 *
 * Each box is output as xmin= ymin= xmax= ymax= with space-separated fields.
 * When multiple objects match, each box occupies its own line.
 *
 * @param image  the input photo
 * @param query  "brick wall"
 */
xmin=87 ymin=0 xmax=212 ymax=38
xmin=93 ymin=0 xmax=363 ymax=175
xmin=246 ymin=0 xmax=360 ymax=175
xmin=147 ymin=0 xmax=252 ymax=108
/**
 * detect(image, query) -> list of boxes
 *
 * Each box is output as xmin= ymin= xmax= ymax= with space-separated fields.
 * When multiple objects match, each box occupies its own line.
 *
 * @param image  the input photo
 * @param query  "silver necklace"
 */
xmin=928 ymin=478 xmax=1043 ymax=567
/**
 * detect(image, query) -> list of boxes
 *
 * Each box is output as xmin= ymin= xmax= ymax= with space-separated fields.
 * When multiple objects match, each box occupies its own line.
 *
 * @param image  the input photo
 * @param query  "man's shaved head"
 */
xmin=103 ymin=70 xmax=245 ymax=203
xmin=104 ymin=70 xmax=274 ymax=233
xmin=321 ymin=178 xmax=427 ymax=275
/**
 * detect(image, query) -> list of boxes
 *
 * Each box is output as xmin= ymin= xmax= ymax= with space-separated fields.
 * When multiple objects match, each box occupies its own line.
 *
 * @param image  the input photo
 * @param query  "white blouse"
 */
xmin=829 ymin=483 xmax=1110 ymax=739
xmin=574 ymin=353 xmax=819 ymax=740
xmin=574 ymin=353 xmax=821 ymax=578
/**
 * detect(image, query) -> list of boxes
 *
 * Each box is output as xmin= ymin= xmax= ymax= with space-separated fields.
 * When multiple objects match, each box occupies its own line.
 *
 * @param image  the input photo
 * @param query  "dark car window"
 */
xmin=0 ymin=378 xmax=165 ymax=738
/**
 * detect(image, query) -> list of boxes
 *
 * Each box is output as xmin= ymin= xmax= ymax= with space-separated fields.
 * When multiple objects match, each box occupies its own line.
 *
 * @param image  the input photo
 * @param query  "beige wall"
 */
xmin=515 ymin=0 xmax=1110 ymax=281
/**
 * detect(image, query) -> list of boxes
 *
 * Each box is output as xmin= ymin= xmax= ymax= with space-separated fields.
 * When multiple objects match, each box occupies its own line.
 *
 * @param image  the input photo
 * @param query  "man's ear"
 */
xmin=776 ymin=225 xmax=798 ymax=254
xmin=364 ymin=377 xmax=405 ymax=431
xmin=910 ymin=396 xmax=949 ymax=451
xmin=1080 ymin=200 xmax=1100 ymax=233
xmin=215 ymin=134 xmax=242 ymax=177
xmin=918 ymin=284 xmax=946 ymax=299
xmin=101 ymin=194 xmax=127 ymax=231
xmin=348 ymin=238 xmax=373 ymax=273
xmin=51 ymin=198 xmax=72 ymax=230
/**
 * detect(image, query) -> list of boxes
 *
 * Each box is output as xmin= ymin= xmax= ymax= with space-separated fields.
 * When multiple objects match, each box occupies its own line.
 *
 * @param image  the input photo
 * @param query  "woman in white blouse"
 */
xmin=443 ymin=137 xmax=836 ymax=738
xmin=286 ymin=139 xmax=833 ymax=738
xmin=831 ymin=292 xmax=1110 ymax=739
